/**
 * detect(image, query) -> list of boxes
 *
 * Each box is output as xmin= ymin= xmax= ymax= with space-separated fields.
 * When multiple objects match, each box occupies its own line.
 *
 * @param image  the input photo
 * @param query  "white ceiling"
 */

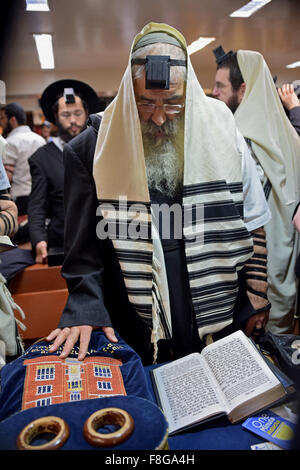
xmin=1 ymin=0 xmax=300 ymax=104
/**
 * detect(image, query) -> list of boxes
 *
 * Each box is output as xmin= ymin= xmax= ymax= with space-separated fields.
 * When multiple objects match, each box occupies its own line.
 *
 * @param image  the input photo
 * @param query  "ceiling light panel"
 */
xmin=286 ymin=61 xmax=300 ymax=69
xmin=33 ymin=34 xmax=55 ymax=69
xmin=26 ymin=0 xmax=50 ymax=11
xmin=230 ymin=0 xmax=272 ymax=18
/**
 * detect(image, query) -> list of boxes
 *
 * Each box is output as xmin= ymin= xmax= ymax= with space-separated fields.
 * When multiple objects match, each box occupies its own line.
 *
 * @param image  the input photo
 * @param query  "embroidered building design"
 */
xmin=22 ymin=355 xmax=126 ymax=410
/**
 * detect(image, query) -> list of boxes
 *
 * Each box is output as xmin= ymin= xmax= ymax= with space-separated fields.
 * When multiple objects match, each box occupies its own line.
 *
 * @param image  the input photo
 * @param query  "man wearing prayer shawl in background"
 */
xmin=46 ymin=23 xmax=272 ymax=365
xmin=212 ymin=49 xmax=300 ymax=334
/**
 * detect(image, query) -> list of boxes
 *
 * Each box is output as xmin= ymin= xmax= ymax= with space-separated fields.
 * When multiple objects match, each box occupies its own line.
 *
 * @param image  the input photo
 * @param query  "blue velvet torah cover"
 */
xmin=0 ymin=331 xmax=169 ymax=450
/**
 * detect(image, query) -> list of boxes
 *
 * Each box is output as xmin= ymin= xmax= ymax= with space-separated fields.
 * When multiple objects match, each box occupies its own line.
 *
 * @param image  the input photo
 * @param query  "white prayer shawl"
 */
xmin=236 ymin=50 xmax=300 ymax=332
xmin=93 ymin=23 xmax=253 ymax=348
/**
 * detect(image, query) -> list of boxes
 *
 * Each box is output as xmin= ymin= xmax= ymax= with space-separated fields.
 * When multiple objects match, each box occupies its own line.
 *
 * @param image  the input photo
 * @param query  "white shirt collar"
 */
xmin=7 ymin=125 xmax=31 ymax=137
xmin=52 ymin=136 xmax=66 ymax=152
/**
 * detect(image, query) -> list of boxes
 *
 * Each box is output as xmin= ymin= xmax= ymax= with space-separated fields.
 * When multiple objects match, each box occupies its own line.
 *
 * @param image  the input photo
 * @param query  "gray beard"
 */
xmin=141 ymin=117 xmax=184 ymax=198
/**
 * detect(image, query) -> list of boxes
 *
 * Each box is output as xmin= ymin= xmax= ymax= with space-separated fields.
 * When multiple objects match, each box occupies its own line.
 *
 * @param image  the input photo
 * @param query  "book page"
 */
xmin=152 ymin=353 xmax=226 ymax=434
xmin=202 ymin=331 xmax=280 ymax=412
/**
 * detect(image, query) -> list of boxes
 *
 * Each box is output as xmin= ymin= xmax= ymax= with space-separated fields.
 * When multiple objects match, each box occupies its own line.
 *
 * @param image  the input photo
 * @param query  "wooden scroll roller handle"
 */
xmin=83 ymin=407 xmax=134 ymax=447
xmin=16 ymin=416 xmax=70 ymax=450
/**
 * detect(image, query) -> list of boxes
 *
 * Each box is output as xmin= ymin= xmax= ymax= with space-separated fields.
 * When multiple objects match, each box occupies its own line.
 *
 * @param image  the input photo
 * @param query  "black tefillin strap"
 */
xmin=131 ymin=55 xmax=187 ymax=89
xmin=0 ymin=190 xmax=12 ymax=201
xmin=0 ymin=191 xmax=17 ymax=236
xmin=0 ymin=211 xmax=17 ymax=236
xmin=245 ymin=231 xmax=271 ymax=314
xmin=132 ymin=57 xmax=187 ymax=67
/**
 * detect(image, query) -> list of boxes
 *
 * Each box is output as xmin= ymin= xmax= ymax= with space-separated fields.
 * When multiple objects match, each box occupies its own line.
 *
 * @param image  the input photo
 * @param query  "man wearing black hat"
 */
xmin=27 ymin=79 xmax=100 ymax=264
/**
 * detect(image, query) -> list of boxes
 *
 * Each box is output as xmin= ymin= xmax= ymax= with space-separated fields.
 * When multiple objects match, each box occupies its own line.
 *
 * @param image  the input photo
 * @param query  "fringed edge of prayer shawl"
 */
xmin=97 ymin=198 xmax=172 ymax=352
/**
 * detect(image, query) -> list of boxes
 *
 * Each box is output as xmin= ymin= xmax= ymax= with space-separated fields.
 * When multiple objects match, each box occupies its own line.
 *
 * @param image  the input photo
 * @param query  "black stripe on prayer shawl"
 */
xmin=132 ymin=304 xmax=152 ymax=313
xmin=184 ymin=200 xmax=241 ymax=222
xmin=195 ymin=308 xmax=235 ymax=327
xmin=126 ymin=287 xmax=152 ymax=296
xmin=188 ymin=261 xmax=246 ymax=280
xmin=122 ymin=271 xmax=152 ymax=280
xmin=189 ymin=279 xmax=239 ymax=297
xmin=194 ymin=295 xmax=238 ymax=313
xmin=98 ymin=199 xmax=151 ymax=212
xmin=193 ymin=290 xmax=238 ymax=309
xmin=263 ymin=179 xmax=272 ymax=200
xmin=186 ymin=246 xmax=253 ymax=264
xmin=205 ymin=202 xmax=242 ymax=222
xmin=184 ymin=228 xmax=252 ymax=245
xmin=228 ymin=183 xmax=244 ymax=192
xmin=115 ymin=249 xmax=152 ymax=264
xmin=183 ymin=181 xmax=243 ymax=196
xmin=234 ymin=202 xmax=244 ymax=219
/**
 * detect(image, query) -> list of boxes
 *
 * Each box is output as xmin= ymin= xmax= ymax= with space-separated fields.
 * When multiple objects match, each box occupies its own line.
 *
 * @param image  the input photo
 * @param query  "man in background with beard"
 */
xmin=46 ymin=24 xmax=271 ymax=365
xmin=212 ymin=49 xmax=300 ymax=335
xmin=27 ymin=80 xmax=100 ymax=264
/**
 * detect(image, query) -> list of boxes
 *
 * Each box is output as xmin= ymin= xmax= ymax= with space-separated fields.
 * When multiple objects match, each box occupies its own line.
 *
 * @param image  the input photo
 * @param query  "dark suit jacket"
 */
xmin=28 ymin=142 xmax=64 ymax=248
xmin=289 ymin=106 xmax=300 ymax=137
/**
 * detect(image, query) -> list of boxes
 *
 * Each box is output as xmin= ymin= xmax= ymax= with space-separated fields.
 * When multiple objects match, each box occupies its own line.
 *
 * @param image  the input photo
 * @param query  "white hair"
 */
xmin=131 ymin=43 xmax=187 ymax=83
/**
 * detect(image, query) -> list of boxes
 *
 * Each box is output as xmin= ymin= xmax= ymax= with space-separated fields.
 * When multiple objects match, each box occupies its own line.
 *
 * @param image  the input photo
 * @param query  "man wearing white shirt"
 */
xmin=0 ymin=134 xmax=18 ymax=237
xmin=0 ymin=102 xmax=45 ymax=216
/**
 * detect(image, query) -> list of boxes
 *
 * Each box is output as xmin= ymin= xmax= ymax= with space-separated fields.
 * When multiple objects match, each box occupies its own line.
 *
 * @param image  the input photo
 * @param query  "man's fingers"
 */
xmin=102 ymin=326 xmax=118 ymax=343
xmin=46 ymin=328 xmax=61 ymax=342
xmin=59 ymin=327 xmax=80 ymax=358
xmin=47 ymin=327 xmax=71 ymax=353
xmin=46 ymin=326 xmax=116 ymax=361
xmin=78 ymin=326 xmax=93 ymax=360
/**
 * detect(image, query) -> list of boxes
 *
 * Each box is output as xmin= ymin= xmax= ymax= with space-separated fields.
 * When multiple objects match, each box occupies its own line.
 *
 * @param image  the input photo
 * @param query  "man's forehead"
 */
xmin=58 ymin=95 xmax=84 ymax=110
xmin=215 ymin=67 xmax=231 ymax=83
xmin=134 ymin=72 xmax=185 ymax=97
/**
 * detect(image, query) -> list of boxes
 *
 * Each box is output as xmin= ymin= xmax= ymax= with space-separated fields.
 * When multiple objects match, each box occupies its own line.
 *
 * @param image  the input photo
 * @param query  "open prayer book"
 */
xmin=151 ymin=330 xmax=289 ymax=435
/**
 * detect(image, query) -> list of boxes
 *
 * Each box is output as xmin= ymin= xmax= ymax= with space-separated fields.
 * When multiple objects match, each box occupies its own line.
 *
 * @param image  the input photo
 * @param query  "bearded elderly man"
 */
xmin=47 ymin=23 xmax=271 ymax=365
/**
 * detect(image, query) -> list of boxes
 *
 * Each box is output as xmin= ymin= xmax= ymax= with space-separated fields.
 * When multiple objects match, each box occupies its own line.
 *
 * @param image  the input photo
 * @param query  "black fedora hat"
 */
xmin=40 ymin=79 xmax=100 ymax=123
